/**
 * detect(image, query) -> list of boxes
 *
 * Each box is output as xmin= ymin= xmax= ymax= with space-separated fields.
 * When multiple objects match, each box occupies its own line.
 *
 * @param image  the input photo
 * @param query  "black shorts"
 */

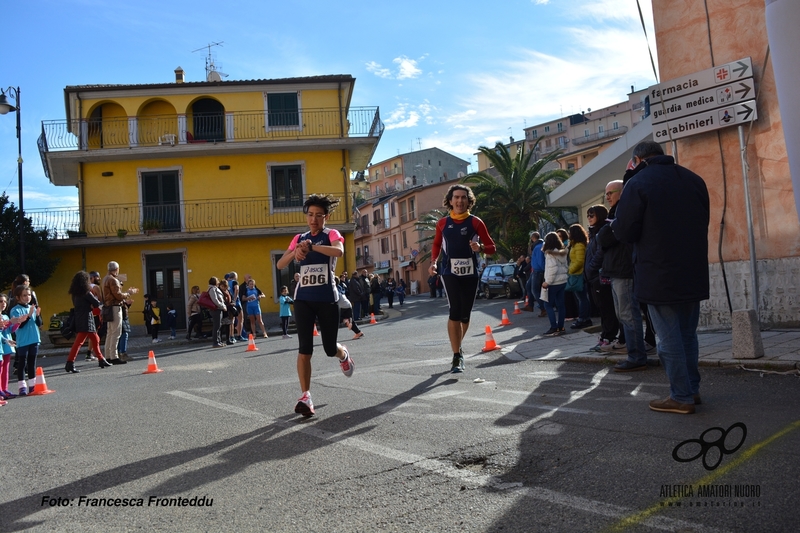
xmin=441 ymin=275 xmax=479 ymax=323
xmin=293 ymin=299 xmax=340 ymax=356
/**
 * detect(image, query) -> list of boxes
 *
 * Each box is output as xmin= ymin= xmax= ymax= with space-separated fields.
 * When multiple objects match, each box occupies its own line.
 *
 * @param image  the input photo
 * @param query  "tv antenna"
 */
xmin=192 ymin=41 xmax=228 ymax=81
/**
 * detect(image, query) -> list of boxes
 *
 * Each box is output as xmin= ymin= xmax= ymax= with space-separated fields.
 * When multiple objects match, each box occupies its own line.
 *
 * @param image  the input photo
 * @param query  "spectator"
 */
xmin=526 ymin=232 xmax=546 ymax=316
xmin=149 ymin=296 xmax=162 ymax=344
xmin=370 ymin=274 xmax=382 ymax=314
xmin=348 ymin=271 xmax=364 ymax=321
xmin=568 ymin=224 xmax=592 ymax=329
xmin=386 ymin=277 xmax=397 ymax=308
xmin=360 ymin=270 xmax=370 ymax=317
xmin=219 ymin=280 xmax=235 ymax=345
xmin=396 ymin=279 xmax=406 ymax=306
xmin=244 ymin=278 xmax=268 ymax=338
xmin=0 ymin=294 xmax=16 ymax=400
xmin=9 ymin=284 xmax=42 ymax=395
xmin=228 ymin=272 xmax=247 ymax=342
xmin=612 ymin=141 xmax=710 ymax=414
xmin=540 ymin=232 xmax=569 ymax=336
xmin=584 ymin=205 xmax=619 ymax=351
xmin=65 ymin=271 xmax=112 ymax=373
xmin=186 ymin=286 xmax=204 ymax=340
xmin=208 ymin=277 xmax=226 ymax=348
xmin=278 ymin=285 xmax=294 ymax=339
xmin=117 ymin=298 xmax=133 ymax=360
xmin=166 ymin=304 xmax=177 ymax=339
xmin=101 ymin=261 xmax=139 ymax=365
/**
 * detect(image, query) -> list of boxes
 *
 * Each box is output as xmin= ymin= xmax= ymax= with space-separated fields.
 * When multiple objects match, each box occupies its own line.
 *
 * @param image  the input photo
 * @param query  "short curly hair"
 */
xmin=442 ymin=184 xmax=476 ymax=210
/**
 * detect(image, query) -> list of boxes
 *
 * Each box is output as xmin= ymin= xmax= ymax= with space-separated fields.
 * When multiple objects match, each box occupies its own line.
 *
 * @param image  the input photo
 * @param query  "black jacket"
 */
xmin=72 ymin=292 xmax=101 ymax=333
xmin=348 ymin=277 xmax=364 ymax=300
xmin=596 ymin=203 xmax=634 ymax=279
xmin=611 ymin=155 xmax=710 ymax=305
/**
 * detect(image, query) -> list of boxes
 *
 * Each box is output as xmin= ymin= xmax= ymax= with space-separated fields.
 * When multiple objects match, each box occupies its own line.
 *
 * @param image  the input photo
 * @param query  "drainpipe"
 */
xmin=77 ymin=93 xmax=85 ymax=233
xmin=766 ymin=0 xmax=800 ymax=224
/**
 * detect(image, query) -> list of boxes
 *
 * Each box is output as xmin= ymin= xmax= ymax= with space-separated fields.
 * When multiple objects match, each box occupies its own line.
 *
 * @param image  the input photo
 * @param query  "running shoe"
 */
xmin=592 ymin=339 xmax=611 ymax=352
xmin=85 ymin=353 xmax=98 ymax=361
xmin=451 ymin=353 xmax=464 ymax=374
xmin=17 ymin=383 xmax=27 ymax=396
xmin=352 ymin=332 xmax=364 ymax=340
xmin=282 ymin=334 xmax=292 ymax=340
xmin=645 ymin=342 xmax=657 ymax=354
xmin=339 ymin=346 xmax=354 ymax=377
xmin=295 ymin=392 xmax=315 ymax=417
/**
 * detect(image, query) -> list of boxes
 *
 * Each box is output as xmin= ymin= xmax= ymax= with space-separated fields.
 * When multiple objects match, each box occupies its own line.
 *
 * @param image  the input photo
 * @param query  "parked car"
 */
xmin=479 ymin=262 xmax=523 ymax=299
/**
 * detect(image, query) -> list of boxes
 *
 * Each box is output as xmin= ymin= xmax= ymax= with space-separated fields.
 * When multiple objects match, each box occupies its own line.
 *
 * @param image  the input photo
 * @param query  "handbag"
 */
xmin=60 ymin=308 xmax=76 ymax=340
xmin=540 ymin=287 xmax=549 ymax=303
xmin=198 ymin=291 xmax=217 ymax=310
xmin=102 ymin=305 xmax=115 ymax=323
xmin=566 ymin=274 xmax=584 ymax=292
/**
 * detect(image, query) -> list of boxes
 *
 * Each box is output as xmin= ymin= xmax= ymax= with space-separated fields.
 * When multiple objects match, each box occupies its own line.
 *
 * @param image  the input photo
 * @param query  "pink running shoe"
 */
xmin=294 ymin=391 xmax=315 ymax=417
xmin=339 ymin=345 xmax=354 ymax=377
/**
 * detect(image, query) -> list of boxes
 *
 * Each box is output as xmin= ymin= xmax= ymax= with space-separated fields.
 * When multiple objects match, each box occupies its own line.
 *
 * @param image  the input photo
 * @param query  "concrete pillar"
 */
xmin=731 ymin=309 xmax=764 ymax=359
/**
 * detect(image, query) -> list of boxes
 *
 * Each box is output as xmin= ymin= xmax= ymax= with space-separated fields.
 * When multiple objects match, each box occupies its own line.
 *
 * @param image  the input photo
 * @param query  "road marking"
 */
xmin=605 ymin=419 xmax=800 ymax=532
xmin=169 ymin=389 xmax=714 ymax=531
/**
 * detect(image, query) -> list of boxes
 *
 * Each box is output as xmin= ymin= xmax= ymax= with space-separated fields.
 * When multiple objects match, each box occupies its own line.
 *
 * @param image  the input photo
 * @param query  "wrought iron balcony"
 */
xmin=571 ymin=126 xmax=628 ymax=146
xmin=39 ymin=107 xmax=383 ymax=151
xmin=28 ymin=194 xmax=349 ymax=240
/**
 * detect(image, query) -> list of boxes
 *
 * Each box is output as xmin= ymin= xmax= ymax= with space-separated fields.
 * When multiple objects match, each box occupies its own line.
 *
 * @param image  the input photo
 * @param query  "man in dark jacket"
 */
xmin=612 ymin=141 xmax=709 ymax=415
xmin=597 ymin=180 xmax=647 ymax=372
xmin=348 ymin=271 xmax=364 ymax=321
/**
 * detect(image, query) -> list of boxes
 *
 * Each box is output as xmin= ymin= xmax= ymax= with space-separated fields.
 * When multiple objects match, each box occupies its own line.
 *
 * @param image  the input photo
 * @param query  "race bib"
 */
xmin=450 ymin=258 xmax=474 ymax=276
xmin=300 ymin=264 xmax=328 ymax=287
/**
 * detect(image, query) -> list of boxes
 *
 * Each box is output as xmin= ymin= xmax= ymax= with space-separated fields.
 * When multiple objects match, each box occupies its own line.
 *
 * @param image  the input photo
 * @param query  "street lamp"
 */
xmin=0 ymin=86 xmax=24 ymax=274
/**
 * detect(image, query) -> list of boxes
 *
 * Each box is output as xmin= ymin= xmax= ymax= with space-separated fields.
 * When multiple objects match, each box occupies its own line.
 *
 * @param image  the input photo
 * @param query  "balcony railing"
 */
xmin=39 ymin=107 xmax=383 ymax=152
xmin=29 ymin=194 xmax=349 ymax=240
xmin=572 ymin=126 xmax=628 ymax=146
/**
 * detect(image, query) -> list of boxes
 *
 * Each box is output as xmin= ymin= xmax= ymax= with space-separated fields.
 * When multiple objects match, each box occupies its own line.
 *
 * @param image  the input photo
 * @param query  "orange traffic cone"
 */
xmin=481 ymin=325 xmax=501 ymax=352
xmin=246 ymin=333 xmax=258 ymax=351
xmin=513 ymin=301 xmax=523 ymax=315
xmin=142 ymin=350 xmax=163 ymax=374
xmin=313 ymin=325 xmax=320 ymax=336
xmin=370 ymin=313 xmax=377 ymax=324
xmin=499 ymin=309 xmax=512 ymax=326
xmin=29 ymin=367 xmax=55 ymax=395
xmin=524 ymin=295 xmax=529 ymax=306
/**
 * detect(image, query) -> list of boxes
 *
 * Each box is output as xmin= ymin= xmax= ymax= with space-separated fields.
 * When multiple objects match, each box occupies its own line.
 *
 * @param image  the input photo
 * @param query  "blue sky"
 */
xmin=1 ymin=0 xmax=657 ymax=211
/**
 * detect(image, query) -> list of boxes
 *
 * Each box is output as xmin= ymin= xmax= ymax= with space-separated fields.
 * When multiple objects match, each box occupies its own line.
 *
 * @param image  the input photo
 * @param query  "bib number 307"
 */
xmin=300 ymin=265 xmax=328 ymax=287
xmin=450 ymin=258 xmax=474 ymax=276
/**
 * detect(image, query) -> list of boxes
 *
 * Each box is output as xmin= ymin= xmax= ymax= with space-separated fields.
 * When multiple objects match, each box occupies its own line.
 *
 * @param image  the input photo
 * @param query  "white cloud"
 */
xmin=367 ymin=55 xmax=424 ymax=80
xmin=366 ymin=61 xmax=392 ymax=79
xmin=394 ymin=56 xmax=422 ymax=80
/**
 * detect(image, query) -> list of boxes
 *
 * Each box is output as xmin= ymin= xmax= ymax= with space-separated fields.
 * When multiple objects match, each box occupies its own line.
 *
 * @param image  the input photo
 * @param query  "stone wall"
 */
xmin=701 ymin=256 xmax=800 ymax=328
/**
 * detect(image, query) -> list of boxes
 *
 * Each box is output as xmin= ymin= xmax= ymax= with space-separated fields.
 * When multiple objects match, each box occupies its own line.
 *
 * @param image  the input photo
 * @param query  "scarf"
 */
xmin=449 ymin=210 xmax=470 ymax=222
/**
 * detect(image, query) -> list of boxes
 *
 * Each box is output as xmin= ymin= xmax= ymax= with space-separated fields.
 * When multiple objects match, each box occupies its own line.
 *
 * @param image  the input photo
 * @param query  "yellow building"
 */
xmin=36 ymin=69 xmax=383 ymax=328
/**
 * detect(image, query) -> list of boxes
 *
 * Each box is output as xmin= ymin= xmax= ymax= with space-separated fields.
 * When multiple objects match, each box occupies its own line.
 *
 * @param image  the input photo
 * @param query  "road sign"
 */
xmin=649 ymin=57 xmax=753 ymax=105
xmin=651 ymin=78 xmax=755 ymax=124
xmin=653 ymin=100 xmax=757 ymax=141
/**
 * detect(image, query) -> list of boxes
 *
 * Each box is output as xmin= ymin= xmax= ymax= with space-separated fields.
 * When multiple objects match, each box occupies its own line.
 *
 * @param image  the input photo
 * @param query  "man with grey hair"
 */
xmin=612 ymin=141 xmax=709 ymax=414
xmin=101 ymin=261 xmax=138 ymax=364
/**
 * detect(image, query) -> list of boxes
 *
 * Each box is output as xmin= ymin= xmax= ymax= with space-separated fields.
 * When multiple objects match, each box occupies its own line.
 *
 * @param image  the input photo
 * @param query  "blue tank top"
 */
xmin=439 ymin=215 xmax=480 ymax=278
xmin=294 ymin=228 xmax=340 ymax=302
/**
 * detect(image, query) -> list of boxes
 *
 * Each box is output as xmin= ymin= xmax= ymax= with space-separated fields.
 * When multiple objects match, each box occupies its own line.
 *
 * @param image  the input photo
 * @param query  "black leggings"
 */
xmin=441 ymin=275 xmax=480 ymax=323
xmin=294 ymin=300 xmax=340 ymax=357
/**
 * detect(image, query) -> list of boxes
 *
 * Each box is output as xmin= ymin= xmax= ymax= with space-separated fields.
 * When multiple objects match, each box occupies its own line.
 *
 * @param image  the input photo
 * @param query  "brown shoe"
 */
xmin=649 ymin=397 xmax=695 ymax=414
xmin=538 ymin=310 xmax=547 ymax=317
xmin=522 ymin=305 xmax=534 ymax=312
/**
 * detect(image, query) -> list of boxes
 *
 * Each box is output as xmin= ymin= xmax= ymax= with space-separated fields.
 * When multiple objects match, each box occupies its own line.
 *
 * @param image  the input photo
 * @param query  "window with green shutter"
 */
xmin=267 ymin=93 xmax=299 ymax=127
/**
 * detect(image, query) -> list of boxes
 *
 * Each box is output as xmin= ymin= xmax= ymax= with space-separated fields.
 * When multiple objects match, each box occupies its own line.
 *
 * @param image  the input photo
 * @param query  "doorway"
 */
xmin=145 ymin=253 xmax=186 ymax=332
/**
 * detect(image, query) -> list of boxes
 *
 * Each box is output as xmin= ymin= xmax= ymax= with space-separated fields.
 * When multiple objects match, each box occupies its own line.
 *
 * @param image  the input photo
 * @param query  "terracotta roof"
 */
xmin=65 ymin=74 xmax=355 ymax=92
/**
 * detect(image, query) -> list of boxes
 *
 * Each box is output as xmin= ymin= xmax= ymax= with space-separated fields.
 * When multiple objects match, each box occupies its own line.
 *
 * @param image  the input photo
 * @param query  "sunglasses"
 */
xmin=587 ymin=213 xmax=596 ymax=218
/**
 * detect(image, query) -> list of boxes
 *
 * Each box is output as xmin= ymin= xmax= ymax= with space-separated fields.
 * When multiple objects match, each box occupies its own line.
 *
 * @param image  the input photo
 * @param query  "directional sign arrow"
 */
xmin=737 ymin=103 xmax=755 ymax=121
xmin=734 ymin=82 xmax=752 ymax=99
xmin=732 ymin=61 xmax=751 ymax=78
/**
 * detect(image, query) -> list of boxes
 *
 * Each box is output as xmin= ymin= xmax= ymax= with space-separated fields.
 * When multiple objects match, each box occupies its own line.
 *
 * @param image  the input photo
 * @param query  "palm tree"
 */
xmin=413 ymin=208 xmax=447 ymax=266
xmin=462 ymin=138 xmax=573 ymax=259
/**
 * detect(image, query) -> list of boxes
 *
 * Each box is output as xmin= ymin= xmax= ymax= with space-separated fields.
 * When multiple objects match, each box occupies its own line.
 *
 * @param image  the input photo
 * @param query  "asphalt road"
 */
xmin=1 ymin=296 xmax=798 ymax=532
